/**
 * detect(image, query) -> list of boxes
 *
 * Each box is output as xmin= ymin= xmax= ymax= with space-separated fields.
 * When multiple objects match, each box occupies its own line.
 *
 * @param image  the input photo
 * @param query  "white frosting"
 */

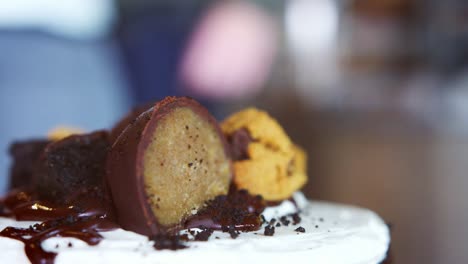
xmin=0 ymin=193 xmax=390 ymax=264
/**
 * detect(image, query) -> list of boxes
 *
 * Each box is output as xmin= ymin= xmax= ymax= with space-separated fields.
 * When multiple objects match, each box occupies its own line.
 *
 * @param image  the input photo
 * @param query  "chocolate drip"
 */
xmin=110 ymin=101 xmax=156 ymax=144
xmin=1 ymin=215 xmax=116 ymax=264
xmin=0 ymin=190 xmax=117 ymax=264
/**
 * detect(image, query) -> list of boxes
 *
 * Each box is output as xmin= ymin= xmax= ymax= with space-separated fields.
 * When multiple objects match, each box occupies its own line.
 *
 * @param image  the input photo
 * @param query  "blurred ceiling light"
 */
xmin=443 ymin=71 xmax=468 ymax=133
xmin=285 ymin=0 xmax=338 ymax=52
xmin=285 ymin=0 xmax=340 ymax=105
xmin=180 ymin=1 xmax=277 ymax=100
xmin=0 ymin=0 xmax=115 ymax=39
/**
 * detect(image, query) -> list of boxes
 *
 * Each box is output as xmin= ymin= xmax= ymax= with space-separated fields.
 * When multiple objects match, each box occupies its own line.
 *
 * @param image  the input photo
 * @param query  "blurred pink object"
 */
xmin=180 ymin=1 xmax=277 ymax=99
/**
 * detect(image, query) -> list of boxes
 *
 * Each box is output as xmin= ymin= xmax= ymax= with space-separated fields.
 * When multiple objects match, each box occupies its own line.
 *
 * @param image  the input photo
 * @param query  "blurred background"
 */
xmin=1 ymin=0 xmax=467 ymax=262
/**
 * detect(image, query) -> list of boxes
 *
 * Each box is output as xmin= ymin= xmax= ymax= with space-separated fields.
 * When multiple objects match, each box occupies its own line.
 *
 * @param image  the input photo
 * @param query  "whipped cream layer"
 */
xmin=1 ymin=193 xmax=390 ymax=264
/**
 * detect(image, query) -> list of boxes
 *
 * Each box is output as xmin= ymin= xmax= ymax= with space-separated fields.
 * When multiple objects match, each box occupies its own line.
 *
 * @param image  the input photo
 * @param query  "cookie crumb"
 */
xmin=194 ymin=227 xmax=213 ymax=241
xmin=269 ymin=218 xmax=277 ymax=226
xmin=222 ymin=225 xmax=240 ymax=239
xmin=280 ymin=216 xmax=290 ymax=226
xmin=264 ymin=226 xmax=275 ymax=236
xmin=291 ymin=213 xmax=301 ymax=225
xmin=295 ymin=226 xmax=306 ymax=233
xmin=151 ymin=234 xmax=187 ymax=250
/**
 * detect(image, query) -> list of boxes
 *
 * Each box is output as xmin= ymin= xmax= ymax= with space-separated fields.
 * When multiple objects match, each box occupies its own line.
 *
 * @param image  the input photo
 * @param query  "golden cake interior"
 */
xmin=143 ymin=107 xmax=231 ymax=226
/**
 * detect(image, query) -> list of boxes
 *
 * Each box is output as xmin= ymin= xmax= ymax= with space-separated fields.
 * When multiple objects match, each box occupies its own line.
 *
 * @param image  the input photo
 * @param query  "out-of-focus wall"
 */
xmin=221 ymin=91 xmax=436 ymax=263
xmin=432 ymin=135 xmax=468 ymax=264
xmin=222 ymin=0 xmax=468 ymax=262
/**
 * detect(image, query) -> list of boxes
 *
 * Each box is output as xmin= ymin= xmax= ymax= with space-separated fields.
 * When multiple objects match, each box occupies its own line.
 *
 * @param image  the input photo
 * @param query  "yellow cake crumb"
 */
xmin=47 ymin=126 xmax=84 ymax=141
xmin=221 ymin=108 xmax=308 ymax=201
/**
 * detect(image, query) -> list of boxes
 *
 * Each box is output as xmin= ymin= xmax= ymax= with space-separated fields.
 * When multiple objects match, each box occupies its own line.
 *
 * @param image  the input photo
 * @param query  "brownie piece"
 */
xmin=8 ymin=139 xmax=50 ymax=190
xmin=34 ymin=131 xmax=111 ymax=206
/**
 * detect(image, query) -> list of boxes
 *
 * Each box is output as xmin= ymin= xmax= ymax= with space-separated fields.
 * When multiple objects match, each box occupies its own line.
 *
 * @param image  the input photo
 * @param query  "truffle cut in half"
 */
xmin=109 ymin=101 xmax=156 ymax=144
xmin=107 ymin=97 xmax=231 ymax=236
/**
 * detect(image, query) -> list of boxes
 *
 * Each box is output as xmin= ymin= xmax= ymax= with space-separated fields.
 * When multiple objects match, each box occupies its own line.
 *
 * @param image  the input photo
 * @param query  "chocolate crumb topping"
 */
xmin=185 ymin=186 xmax=266 ymax=233
xmin=151 ymin=234 xmax=187 ymax=250
xmin=294 ymin=227 xmax=306 ymax=233
xmin=275 ymin=222 xmax=281 ymax=227
xmin=280 ymin=216 xmax=290 ymax=226
xmin=230 ymin=230 xmax=240 ymax=239
xmin=264 ymin=226 xmax=275 ymax=236
xmin=194 ymin=226 xmax=214 ymax=241
xmin=222 ymin=225 xmax=240 ymax=239
xmin=291 ymin=213 xmax=301 ymax=225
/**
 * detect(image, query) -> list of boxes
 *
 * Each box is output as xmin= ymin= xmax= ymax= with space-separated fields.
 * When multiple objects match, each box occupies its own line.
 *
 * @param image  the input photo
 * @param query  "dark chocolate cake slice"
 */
xmin=34 ymin=131 xmax=111 ymax=207
xmin=8 ymin=139 xmax=50 ymax=190
xmin=107 ymin=97 xmax=232 ymax=235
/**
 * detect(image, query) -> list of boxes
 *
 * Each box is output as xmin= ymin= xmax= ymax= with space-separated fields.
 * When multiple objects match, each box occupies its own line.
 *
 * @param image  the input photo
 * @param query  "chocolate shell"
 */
xmin=107 ymin=97 xmax=232 ymax=236
xmin=109 ymin=101 xmax=156 ymax=144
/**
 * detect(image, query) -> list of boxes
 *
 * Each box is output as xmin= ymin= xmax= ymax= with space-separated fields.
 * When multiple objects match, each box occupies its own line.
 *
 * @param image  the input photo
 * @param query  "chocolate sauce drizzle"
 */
xmin=0 ymin=186 xmax=267 ymax=264
xmin=0 ymin=190 xmax=117 ymax=264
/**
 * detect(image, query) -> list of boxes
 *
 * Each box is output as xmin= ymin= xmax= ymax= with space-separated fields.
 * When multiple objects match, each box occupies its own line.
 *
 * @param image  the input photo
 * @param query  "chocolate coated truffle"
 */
xmin=109 ymin=101 xmax=155 ymax=144
xmin=107 ymin=97 xmax=232 ymax=236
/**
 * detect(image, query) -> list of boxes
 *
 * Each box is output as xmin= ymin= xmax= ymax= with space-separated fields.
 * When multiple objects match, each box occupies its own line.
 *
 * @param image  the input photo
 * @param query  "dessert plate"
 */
xmin=0 ymin=193 xmax=390 ymax=264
